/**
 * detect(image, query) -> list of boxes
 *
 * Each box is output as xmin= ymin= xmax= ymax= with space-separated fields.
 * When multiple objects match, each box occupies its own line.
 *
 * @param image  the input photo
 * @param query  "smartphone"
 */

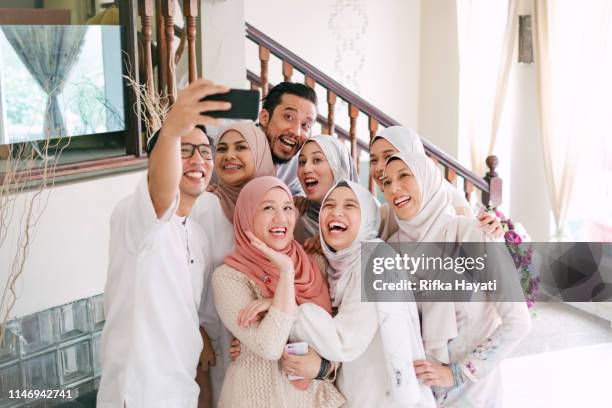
xmin=285 ymin=342 xmax=309 ymax=381
xmin=200 ymin=89 xmax=260 ymax=120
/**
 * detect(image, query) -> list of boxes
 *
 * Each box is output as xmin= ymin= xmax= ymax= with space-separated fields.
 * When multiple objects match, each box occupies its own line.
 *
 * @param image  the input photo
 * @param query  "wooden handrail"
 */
xmin=246 ymin=70 xmax=370 ymax=152
xmin=246 ymin=22 xmax=497 ymax=201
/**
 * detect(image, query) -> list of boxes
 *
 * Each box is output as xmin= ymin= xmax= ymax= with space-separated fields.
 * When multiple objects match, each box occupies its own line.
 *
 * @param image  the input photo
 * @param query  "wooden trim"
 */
xmin=1 ymin=156 xmax=147 ymax=185
xmin=120 ymin=0 xmax=143 ymax=157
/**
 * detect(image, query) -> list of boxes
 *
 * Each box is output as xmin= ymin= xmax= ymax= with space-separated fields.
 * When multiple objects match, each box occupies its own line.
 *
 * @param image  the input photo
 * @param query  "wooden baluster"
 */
xmin=305 ymin=75 xmax=315 ymax=89
xmin=368 ymin=117 xmax=379 ymax=192
xmin=259 ymin=45 xmax=270 ymax=97
xmin=348 ymin=104 xmax=359 ymax=164
xmin=156 ymin=0 xmax=167 ymax=95
xmin=445 ymin=167 xmax=457 ymax=186
xmin=482 ymin=155 xmax=502 ymax=208
xmin=326 ymin=90 xmax=336 ymax=135
xmin=138 ymin=0 xmax=154 ymax=100
xmin=184 ymin=0 xmax=198 ymax=83
xmin=162 ymin=0 xmax=177 ymax=105
xmin=464 ymin=179 xmax=475 ymax=203
xmin=282 ymin=61 xmax=293 ymax=82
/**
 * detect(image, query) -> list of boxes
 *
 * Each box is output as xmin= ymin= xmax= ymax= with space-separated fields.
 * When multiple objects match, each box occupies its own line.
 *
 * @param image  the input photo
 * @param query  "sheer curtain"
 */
xmin=457 ymin=0 xmax=519 ymax=176
xmin=533 ymin=0 xmax=612 ymax=240
xmin=1 ymin=26 xmax=86 ymax=138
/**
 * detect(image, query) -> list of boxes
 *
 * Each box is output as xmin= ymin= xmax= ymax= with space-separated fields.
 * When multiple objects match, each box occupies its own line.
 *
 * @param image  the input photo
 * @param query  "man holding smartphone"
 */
xmin=97 ymin=79 xmax=230 ymax=408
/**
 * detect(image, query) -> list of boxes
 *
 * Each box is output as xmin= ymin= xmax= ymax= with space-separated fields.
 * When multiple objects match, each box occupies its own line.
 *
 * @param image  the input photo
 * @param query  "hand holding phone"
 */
xmin=285 ymin=342 xmax=308 ymax=380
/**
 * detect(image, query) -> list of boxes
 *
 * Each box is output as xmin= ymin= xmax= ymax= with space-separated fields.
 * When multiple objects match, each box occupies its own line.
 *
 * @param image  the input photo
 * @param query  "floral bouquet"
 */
xmin=494 ymin=210 xmax=540 ymax=309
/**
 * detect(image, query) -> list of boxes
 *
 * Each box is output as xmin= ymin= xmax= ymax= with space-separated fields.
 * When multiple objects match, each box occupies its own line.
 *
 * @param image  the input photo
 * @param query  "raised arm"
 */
xmin=148 ymin=79 xmax=230 ymax=218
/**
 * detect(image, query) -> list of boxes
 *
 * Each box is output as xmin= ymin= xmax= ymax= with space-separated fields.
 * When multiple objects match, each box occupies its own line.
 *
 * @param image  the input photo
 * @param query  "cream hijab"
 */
xmin=373 ymin=126 xmax=471 ymax=211
xmin=384 ymin=152 xmax=488 ymax=363
xmin=320 ymin=179 xmax=435 ymax=406
xmin=319 ymin=179 xmax=379 ymax=306
xmin=300 ymin=135 xmax=360 ymax=238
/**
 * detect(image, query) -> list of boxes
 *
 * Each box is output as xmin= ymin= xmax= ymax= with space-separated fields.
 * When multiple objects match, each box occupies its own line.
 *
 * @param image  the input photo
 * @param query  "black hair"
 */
xmin=146 ymin=124 xmax=211 ymax=155
xmin=261 ymin=82 xmax=318 ymax=116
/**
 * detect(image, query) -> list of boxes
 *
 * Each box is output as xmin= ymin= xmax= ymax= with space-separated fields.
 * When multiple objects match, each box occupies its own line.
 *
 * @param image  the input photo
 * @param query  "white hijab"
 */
xmin=373 ymin=126 xmax=471 ymax=210
xmin=320 ymin=179 xmax=435 ymax=406
xmin=304 ymin=135 xmax=360 ymax=184
xmin=320 ymin=179 xmax=379 ymax=306
xmin=299 ymin=136 xmax=360 ymax=239
xmin=384 ymin=152 xmax=490 ymax=364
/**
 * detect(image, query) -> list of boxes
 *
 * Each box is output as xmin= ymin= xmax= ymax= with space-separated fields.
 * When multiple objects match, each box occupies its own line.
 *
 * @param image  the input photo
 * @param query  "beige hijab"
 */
xmin=384 ymin=152 xmax=487 ymax=363
xmin=210 ymin=121 xmax=276 ymax=221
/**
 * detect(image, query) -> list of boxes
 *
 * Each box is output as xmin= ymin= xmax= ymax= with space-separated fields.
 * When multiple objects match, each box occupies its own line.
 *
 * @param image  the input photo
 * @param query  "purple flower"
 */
xmin=505 ymin=231 xmax=522 ymax=245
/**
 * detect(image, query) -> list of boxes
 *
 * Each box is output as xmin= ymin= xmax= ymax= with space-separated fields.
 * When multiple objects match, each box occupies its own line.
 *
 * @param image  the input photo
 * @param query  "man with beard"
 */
xmin=258 ymin=82 xmax=318 ymax=195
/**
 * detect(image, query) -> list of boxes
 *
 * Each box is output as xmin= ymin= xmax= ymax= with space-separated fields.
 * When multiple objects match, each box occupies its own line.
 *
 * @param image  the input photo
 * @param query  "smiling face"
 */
xmin=179 ymin=127 xmax=213 ymax=204
xmin=382 ymin=159 xmax=422 ymax=221
xmin=369 ymin=137 xmax=398 ymax=190
xmin=297 ymin=141 xmax=335 ymax=203
xmin=214 ymin=130 xmax=256 ymax=187
xmin=320 ymin=186 xmax=361 ymax=251
xmin=259 ymin=94 xmax=317 ymax=163
xmin=252 ymin=187 xmax=296 ymax=251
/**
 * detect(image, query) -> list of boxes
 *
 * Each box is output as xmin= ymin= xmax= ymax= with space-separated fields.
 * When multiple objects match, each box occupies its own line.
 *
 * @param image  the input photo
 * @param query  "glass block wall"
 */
xmin=0 ymin=294 xmax=104 ymax=408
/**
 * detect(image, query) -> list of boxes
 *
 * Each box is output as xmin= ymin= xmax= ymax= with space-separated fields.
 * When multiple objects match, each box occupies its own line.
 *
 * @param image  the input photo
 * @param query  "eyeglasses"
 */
xmin=181 ymin=143 xmax=213 ymax=160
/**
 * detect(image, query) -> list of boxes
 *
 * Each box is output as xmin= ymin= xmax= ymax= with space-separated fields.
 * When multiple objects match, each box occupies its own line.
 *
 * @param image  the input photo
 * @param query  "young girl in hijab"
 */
xmin=294 ymin=135 xmax=359 ymax=245
xmin=211 ymin=176 xmax=344 ymax=408
xmin=285 ymin=179 xmax=436 ymax=407
xmin=383 ymin=152 xmax=531 ymax=407
xmin=190 ymin=121 xmax=276 ymax=405
xmin=369 ymin=126 xmax=503 ymax=240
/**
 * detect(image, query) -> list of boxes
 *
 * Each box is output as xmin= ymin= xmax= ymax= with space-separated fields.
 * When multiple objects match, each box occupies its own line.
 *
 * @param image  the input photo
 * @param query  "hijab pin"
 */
xmin=262 ymin=274 xmax=271 ymax=284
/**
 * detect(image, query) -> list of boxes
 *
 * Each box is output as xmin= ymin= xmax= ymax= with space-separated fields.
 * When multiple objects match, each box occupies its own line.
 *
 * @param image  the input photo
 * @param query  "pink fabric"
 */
xmin=224 ymin=176 xmax=332 ymax=314
xmin=210 ymin=122 xmax=276 ymax=221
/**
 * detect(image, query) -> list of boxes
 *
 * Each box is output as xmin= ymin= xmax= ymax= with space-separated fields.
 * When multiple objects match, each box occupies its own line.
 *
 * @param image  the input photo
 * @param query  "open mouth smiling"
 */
xmin=327 ymin=220 xmax=348 ymax=234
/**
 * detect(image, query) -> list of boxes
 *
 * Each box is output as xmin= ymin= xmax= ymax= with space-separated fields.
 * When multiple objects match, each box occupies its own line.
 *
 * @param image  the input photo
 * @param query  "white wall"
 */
xmin=244 ymin=0 xmax=421 ymax=129
xmin=1 ymin=171 xmax=144 ymax=319
xmin=417 ymin=0 xmax=460 ymax=157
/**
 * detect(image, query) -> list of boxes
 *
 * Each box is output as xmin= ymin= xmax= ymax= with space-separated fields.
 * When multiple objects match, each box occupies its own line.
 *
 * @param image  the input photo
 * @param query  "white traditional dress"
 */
xmin=291 ymin=180 xmax=436 ymax=407
xmin=385 ymin=152 xmax=531 ymax=407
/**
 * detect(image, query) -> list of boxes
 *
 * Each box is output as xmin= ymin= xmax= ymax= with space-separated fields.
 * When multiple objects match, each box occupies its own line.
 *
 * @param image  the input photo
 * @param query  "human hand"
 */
xmin=229 ymin=338 xmax=241 ymax=362
xmin=303 ymin=235 xmax=323 ymax=254
xmin=413 ymin=360 xmax=453 ymax=387
xmin=477 ymin=211 xmax=504 ymax=238
xmin=245 ymin=231 xmax=294 ymax=275
xmin=237 ymin=297 xmax=272 ymax=327
xmin=281 ymin=346 xmax=322 ymax=380
xmin=160 ymin=79 xmax=230 ymax=141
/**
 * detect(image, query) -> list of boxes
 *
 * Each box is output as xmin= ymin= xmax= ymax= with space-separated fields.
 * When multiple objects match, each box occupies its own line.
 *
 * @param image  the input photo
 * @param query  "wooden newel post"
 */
xmin=482 ymin=155 xmax=502 ymax=208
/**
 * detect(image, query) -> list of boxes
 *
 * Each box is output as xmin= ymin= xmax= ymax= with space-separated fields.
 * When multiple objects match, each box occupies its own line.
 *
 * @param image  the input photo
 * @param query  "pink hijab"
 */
xmin=210 ymin=121 xmax=276 ymax=221
xmin=224 ymin=176 xmax=332 ymax=313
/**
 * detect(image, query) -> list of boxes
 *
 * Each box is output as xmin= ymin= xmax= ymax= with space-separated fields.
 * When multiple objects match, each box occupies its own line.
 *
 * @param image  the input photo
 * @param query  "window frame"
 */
xmin=0 ymin=0 xmax=147 ymax=187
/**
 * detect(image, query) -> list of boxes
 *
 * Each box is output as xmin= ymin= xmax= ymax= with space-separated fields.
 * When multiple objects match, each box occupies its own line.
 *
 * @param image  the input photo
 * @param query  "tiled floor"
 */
xmin=501 ymin=302 xmax=612 ymax=407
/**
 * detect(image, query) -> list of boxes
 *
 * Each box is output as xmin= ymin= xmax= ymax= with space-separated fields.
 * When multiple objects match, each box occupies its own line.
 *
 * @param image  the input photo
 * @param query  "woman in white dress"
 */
xmin=190 ymin=121 xmax=275 ymax=405
xmin=282 ymin=179 xmax=436 ymax=407
xmin=383 ymin=152 xmax=531 ymax=407
xmin=368 ymin=126 xmax=503 ymax=240
xmin=293 ymin=135 xmax=359 ymax=245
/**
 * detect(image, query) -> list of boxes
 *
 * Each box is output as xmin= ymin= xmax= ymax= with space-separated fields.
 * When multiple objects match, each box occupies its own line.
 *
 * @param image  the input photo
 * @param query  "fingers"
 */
xmin=197 ymin=100 xmax=232 ymax=113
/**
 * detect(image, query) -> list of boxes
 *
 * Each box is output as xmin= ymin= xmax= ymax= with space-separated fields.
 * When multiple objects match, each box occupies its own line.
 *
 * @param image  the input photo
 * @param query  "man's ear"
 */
xmin=259 ymin=108 xmax=270 ymax=127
